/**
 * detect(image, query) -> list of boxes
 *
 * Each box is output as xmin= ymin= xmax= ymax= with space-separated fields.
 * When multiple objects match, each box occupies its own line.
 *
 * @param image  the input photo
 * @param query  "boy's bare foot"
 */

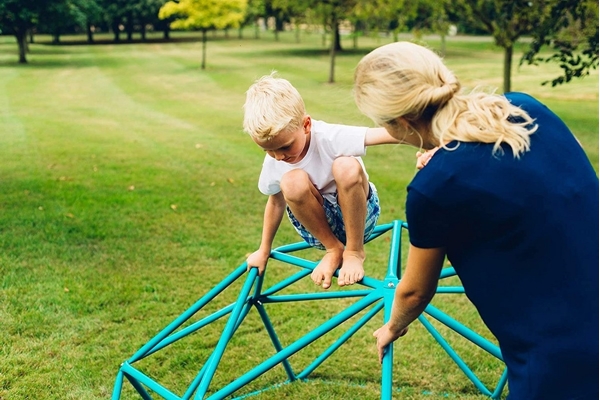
xmin=311 ymin=248 xmax=343 ymax=289
xmin=338 ymin=250 xmax=365 ymax=286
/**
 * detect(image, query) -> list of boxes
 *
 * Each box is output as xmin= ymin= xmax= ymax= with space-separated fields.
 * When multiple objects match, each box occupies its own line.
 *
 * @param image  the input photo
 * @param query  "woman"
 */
xmin=354 ymin=41 xmax=598 ymax=400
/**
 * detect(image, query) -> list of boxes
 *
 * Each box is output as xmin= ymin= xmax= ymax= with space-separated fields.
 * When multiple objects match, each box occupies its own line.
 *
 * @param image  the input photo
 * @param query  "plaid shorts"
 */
xmin=286 ymin=182 xmax=380 ymax=250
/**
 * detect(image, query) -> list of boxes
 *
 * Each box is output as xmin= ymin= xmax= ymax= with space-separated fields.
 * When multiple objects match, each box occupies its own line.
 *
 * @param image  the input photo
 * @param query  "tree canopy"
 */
xmin=1 ymin=0 xmax=597 ymax=89
xmin=521 ymin=0 xmax=599 ymax=86
xmin=159 ymin=0 xmax=247 ymax=69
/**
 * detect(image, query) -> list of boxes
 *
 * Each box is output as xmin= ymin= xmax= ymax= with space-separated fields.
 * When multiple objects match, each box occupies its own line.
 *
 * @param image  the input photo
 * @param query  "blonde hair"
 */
xmin=243 ymin=71 xmax=306 ymax=141
xmin=354 ymin=42 xmax=538 ymax=157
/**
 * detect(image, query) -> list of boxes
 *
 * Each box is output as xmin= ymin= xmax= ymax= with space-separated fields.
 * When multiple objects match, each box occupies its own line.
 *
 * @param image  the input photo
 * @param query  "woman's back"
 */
xmin=406 ymin=92 xmax=599 ymax=399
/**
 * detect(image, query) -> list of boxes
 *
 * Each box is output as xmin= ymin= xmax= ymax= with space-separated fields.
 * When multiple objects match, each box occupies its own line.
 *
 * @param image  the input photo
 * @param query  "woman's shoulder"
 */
xmin=503 ymin=91 xmax=536 ymax=104
xmin=503 ymin=92 xmax=554 ymax=119
xmin=409 ymin=142 xmax=496 ymax=188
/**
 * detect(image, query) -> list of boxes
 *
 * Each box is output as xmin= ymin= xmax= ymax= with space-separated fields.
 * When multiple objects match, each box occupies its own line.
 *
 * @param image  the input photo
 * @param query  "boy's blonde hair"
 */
xmin=354 ymin=42 xmax=538 ymax=157
xmin=243 ymin=72 xmax=306 ymax=141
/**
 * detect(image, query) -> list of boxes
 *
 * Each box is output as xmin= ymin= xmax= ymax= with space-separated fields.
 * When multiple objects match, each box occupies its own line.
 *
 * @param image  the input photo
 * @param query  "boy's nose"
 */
xmin=274 ymin=152 xmax=286 ymax=161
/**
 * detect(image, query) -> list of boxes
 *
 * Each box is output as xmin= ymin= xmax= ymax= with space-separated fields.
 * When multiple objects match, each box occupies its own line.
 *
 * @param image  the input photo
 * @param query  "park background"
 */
xmin=0 ymin=1 xmax=598 ymax=399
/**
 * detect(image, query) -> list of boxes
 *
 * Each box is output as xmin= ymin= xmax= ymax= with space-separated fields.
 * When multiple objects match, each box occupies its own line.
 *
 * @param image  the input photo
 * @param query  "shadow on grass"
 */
xmin=37 ymin=36 xmax=205 ymax=46
xmin=0 ymin=55 xmax=118 ymax=69
xmin=235 ymin=46 xmax=374 ymax=59
xmin=0 ymin=38 xmax=375 ymax=69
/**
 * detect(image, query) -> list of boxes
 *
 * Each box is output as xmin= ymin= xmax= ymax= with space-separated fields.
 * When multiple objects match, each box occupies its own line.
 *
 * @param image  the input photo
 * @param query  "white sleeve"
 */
xmin=257 ymin=156 xmax=283 ymax=196
xmin=314 ymin=120 xmax=368 ymax=158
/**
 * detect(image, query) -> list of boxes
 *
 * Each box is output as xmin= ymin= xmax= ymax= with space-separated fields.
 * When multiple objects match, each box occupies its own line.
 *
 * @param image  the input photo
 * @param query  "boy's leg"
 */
xmin=332 ymin=157 xmax=370 ymax=286
xmin=280 ymin=169 xmax=344 ymax=289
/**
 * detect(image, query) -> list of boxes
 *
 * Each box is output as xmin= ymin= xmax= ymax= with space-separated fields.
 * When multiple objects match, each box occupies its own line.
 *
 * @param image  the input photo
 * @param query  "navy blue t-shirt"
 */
xmin=406 ymin=92 xmax=599 ymax=400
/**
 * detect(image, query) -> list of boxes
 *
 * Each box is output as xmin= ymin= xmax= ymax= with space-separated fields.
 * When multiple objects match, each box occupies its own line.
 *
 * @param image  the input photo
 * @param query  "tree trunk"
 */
xmin=328 ymin=13 xmax=337 ymax=84
xmin=17 ymin=31 xmax=28 ymax=63
xmin=28 ymin=30 xmax=34 ymax=43
xmin=334 ymin=23 xmax=342 ymax=52
xmin=140 ymin=19 xmax=147 ymax=41
xmin=125 ymin=19 xmax=133 ymax=42
xmin=163 ymin=24 xmax=170 ymax=40
xmin=201 ymin=29 xmax=207 ymax=70
xmin=440 ymin=34 xmax=446 ymax=57
xmin=126 ymin=13 xmax=134 ymax=42
xmin=87 ymin=22 xmax=94 ymax=43
xmin=53 ymin=32 xmax=60 ymax=44
xmin=275 ymin=17 xmax=284 ymax=32
xmin=254 ymin=19 xmax=259 ymax=39
xmin=112 ymin=20 xmax=121 ymax=42
xmin=503 ymin=45 xmax=513 ymax=93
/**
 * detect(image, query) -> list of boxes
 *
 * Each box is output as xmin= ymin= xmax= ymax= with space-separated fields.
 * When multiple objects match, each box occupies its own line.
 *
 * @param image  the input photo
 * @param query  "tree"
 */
xmin=272 ymin=0 xmax=308 ymax=43
xmin=159 ymin=0 xmax=247 ymax=69
xmin=98 ymin=0 xmax=129 ymax=42
xmin=456 ymin=0 xmax=548 ymax=93
xmin=304 ymin=0 xmax=358 ymax=83
xmin=415 ymin=0 xmax=457 ymax=56
xmin=350 ymin=0 xmax=412 ymax=46
xmin=241 ymin=0 xmax=266 ymax=39
xmin=0 ymin=0 xmax=45 ymax=63
xmin=264 ymin=0 xmax=287 ymax=41
xmin=129 ymin=0 xmax=166 ymax=42
xmin=37 ymin=0 xmax=88 ymax=44
xmin=79 ymin=0 xmax=103 ymax=43
xmin=521 ymin=0 xmax=599 ymax=86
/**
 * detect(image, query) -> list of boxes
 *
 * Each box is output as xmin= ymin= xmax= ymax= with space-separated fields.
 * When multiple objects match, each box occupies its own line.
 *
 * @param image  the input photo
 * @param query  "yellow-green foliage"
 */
xmin=159 ymin=0 xmax=247 ymax=30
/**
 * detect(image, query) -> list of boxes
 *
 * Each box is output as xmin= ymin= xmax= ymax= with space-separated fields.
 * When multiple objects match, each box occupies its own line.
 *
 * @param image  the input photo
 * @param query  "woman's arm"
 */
xmin=373 ymin=245 xmax=446 ymax=363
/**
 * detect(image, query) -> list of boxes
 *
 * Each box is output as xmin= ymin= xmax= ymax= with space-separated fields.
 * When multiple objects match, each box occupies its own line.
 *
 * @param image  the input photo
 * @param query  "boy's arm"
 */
xmin=365 ymin=127 xmax=438 ymax=169
xmin=364 ymin=127 xmax=423 ymax=147
xmin=247 ymin=192 xmax=286 ymax=275
xmin=416 ymin=147 xmax=439 ymax=169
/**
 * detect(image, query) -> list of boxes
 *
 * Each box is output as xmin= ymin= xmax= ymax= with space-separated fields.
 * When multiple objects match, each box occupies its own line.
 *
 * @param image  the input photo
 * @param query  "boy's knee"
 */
xmin=280 ymin=169 xmax=312 ymax=201
xmin=332 ymin=157 xmax=364 ymax=187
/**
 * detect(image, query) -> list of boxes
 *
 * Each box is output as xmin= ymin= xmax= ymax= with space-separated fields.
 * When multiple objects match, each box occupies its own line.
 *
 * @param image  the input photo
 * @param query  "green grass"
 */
xmin=0 ymin=30 xmax=597 ymax=400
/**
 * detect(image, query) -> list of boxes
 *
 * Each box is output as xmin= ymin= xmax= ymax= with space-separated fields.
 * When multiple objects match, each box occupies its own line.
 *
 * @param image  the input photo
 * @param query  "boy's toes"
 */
xmin=321 ymin=278 xmax=332 ymax=289
xmin=338 ymin=273 xmax=349 ymax=287
xmin=340 ymin=271 xmax=363 ymax=286
xmin=310 ymin=271 xmax=322 ymax=286
xmin=356 ymin=270 xmax=365 ymax=283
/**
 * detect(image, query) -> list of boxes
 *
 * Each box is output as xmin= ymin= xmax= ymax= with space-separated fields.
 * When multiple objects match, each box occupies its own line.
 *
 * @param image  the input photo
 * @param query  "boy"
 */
xmin=242 ymin=72 xmax=416 ymax=289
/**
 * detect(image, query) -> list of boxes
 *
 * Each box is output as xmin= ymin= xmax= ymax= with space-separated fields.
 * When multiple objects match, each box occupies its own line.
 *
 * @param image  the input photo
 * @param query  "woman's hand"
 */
xmin=373 ymin=323 xmax=409 ymax=364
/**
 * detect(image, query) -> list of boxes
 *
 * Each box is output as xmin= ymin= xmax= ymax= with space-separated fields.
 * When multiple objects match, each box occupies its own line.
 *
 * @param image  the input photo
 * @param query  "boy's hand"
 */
xmin=246 ymin=249 xmax=271 ymax=276
xmin=416 ymin=147 xmax=439 ymax=170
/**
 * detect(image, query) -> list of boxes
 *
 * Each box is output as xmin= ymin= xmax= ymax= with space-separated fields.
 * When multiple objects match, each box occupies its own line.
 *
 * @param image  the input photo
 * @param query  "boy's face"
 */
xmin=253 ymin=116 xmax=311 ymax=164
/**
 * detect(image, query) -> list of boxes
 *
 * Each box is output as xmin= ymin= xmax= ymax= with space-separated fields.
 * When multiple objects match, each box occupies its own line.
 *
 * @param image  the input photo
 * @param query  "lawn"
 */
xmin=0 ymin=29 xmax=597 ymax=400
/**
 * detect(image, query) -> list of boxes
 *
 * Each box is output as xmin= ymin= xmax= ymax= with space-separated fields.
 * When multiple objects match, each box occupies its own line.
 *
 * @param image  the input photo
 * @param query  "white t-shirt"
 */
xmin=257 ymin=119 xmax=369 ymax=204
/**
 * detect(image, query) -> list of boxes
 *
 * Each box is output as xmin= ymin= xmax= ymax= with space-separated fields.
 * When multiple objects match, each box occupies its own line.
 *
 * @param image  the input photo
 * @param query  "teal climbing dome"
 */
xmin=112 ymin=220 xmax=508 ymax=399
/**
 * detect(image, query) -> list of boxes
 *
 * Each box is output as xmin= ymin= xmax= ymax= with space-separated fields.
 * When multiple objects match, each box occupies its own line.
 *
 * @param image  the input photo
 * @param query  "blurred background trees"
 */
xmin=0 ymin=0 xmax=597 ymax=89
